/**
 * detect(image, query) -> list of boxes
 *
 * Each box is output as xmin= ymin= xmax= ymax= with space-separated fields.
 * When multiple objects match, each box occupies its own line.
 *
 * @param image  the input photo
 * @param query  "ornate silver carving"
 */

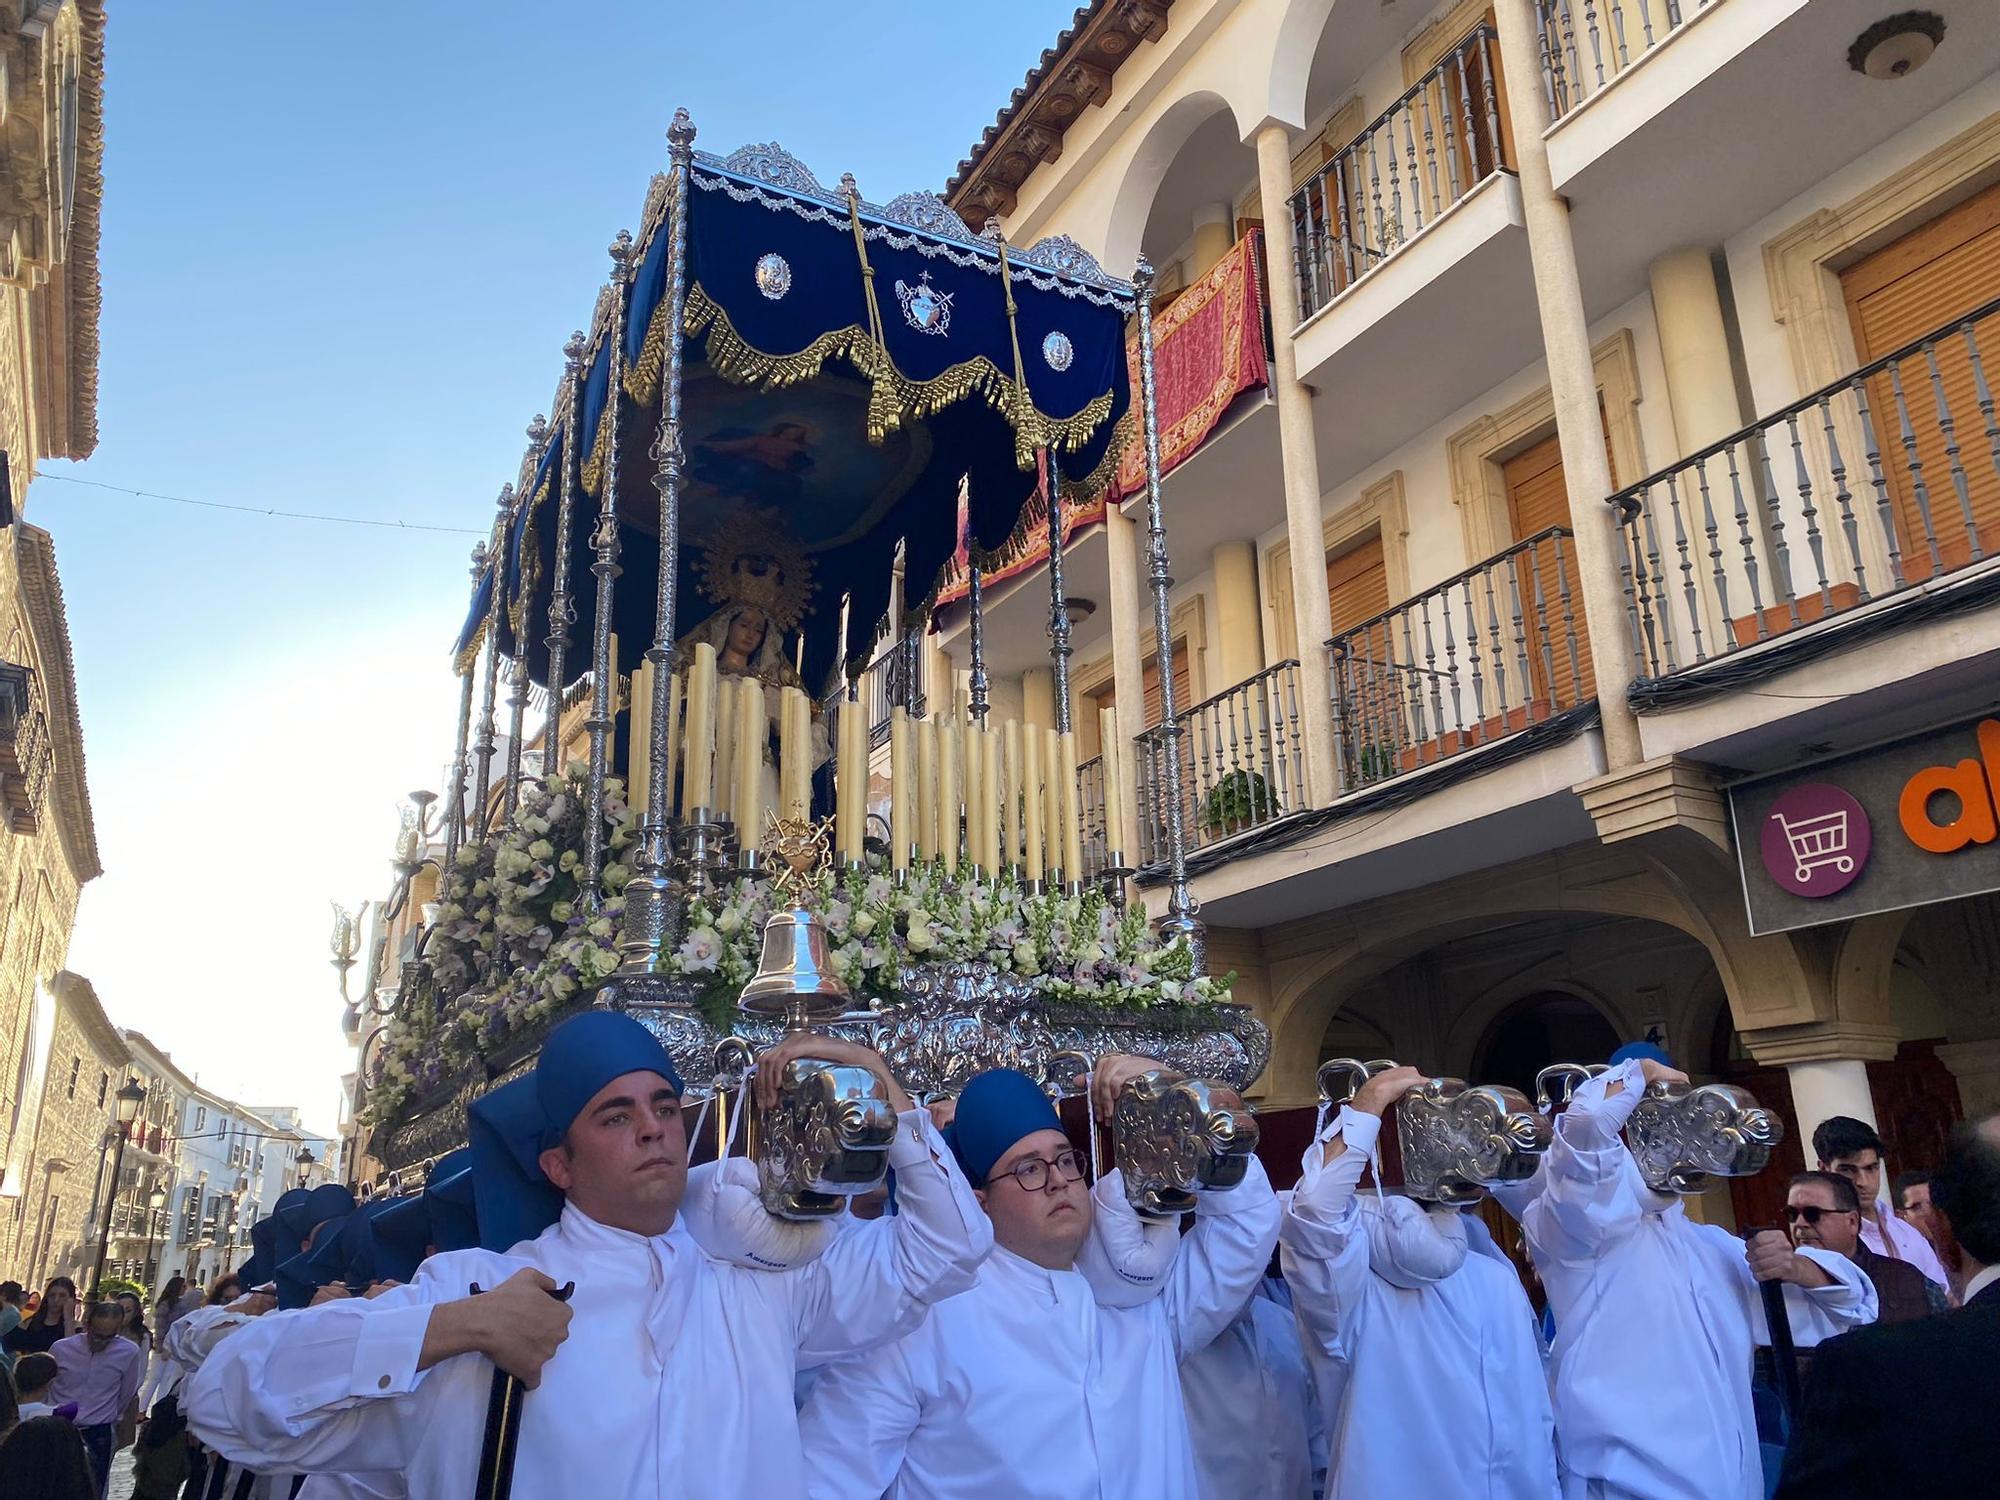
xmin=543 ymin=333 xmax=586 ymax=775
xmin=1625 ymin=1079 xmax=1783 ymax=1196
xmin=753 ymin=1057 xmax=898 ymax=1219
xmin=711 ymin=141 xmax=833 ymax=200
xmin=1112 ymin=1069 xmax=1259 ymax=1218
xmin=895 ymin=271 xmax=953 ymax=336
xmin=879 ymin=190 xmax=979 ymax=243
xmin=471 ymin=486 xmax=512 ymax=840
xmin=1042 ymin=330 xmax=1074 ymax=372
xmin=1018 ymin=233 xmax=1111 ymax=281
xmin=1395 ymin=1078 xmax=1551 ymax=1205
xmin=754 ymin=252 xmax=792 ymax=300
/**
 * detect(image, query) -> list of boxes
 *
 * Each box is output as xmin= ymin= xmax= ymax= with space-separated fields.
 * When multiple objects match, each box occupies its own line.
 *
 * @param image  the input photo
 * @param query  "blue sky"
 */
xmin=44 ymin=1 xmax=1078 ymax=1134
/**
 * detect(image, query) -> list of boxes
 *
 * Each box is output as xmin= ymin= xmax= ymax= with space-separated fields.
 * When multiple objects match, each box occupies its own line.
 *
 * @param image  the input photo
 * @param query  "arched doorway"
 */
xmin=1472 ymin=990 xmax=1621 ymax=1100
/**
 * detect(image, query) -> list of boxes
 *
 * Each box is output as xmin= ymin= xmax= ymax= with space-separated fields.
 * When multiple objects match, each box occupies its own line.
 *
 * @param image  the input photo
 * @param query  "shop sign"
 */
xmin=1729 ymin=717 xmax=2000 ymax=934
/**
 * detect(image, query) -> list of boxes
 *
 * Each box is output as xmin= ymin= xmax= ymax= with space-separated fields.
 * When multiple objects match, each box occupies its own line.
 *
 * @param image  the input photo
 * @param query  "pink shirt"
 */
xmin=49 ymin=1329 xmax=142 ymax=1426
xmin=1861 ymin=1201 xmax=1949 ymax=1289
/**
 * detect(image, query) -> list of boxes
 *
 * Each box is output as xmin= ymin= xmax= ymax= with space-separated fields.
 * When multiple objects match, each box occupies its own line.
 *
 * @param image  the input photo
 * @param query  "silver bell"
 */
xmin=738 ymin=903 xmax=849 ymax=1028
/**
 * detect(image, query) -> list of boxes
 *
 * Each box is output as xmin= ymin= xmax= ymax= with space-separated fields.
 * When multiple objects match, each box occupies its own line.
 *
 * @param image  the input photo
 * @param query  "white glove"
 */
xmin=677 ymin=1157 xmax=837 ymax=1272
xmin=1074 ymin=1168 xmax=1182 ymax=1307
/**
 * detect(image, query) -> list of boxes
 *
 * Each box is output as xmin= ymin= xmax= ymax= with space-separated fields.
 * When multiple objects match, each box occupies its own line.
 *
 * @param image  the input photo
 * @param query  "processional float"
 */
xmin=357 ymin=110 xmax=1267 ymax=1220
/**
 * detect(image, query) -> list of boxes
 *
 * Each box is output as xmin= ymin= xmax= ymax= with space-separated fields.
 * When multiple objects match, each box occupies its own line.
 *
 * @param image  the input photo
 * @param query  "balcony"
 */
xmin=1131 ymin=660 xmax=1311 ymax=865
xmin=1538 ymin=0 xmax=2000 ymax=320
xmin=0 ymin=662 xmax=50 ymax=834
xmin=1613 ymin=297 xmax=2000 ymax=695
xmin=1328 ymin=526 xmax=1594 ymax=793
xmin=1287 ymin=26 xmax=1535 ymax=488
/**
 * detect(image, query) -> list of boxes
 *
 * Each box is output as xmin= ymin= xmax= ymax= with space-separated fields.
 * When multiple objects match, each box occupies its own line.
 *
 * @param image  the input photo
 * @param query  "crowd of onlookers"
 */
xmin=0 ymin=1270 xmax=246 ymax=1500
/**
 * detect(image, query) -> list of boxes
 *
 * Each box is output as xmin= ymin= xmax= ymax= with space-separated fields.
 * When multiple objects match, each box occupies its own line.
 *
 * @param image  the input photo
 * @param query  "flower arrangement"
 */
xmin=362 ymin=781 xmax=1232 ymax=1133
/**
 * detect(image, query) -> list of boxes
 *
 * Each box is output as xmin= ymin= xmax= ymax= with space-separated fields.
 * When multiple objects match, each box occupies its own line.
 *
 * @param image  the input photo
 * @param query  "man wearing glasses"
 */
xmin=799 ymin=1059 xmax=1281 ymax=1499
xmin=1786 ymin=1171 xmax=1946 ymax=1326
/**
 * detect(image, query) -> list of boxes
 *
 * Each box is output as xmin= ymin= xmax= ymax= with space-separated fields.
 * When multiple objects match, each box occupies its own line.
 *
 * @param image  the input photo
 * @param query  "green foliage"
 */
xmin=91 ymin=1275 xmax=144 ymax=1304
xmin=1202 ymin=769 xmax=1274 ymax=831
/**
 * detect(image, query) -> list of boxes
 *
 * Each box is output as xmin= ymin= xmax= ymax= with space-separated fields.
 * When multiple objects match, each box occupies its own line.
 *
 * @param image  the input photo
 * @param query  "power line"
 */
xmin=34 ymin=472 xmax=484 ymax=536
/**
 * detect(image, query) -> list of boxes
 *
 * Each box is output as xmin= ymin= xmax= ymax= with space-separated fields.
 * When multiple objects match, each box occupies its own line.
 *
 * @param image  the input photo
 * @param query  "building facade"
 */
xmin=0 ymin=0 xmax=106 ymax=1241
xmin=936 ymin=0 xmax=2000 ymax=1226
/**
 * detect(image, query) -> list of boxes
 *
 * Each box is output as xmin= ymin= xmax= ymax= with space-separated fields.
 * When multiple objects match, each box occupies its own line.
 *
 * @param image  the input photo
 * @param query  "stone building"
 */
xmin=0 ymin=0 xmax=106 ymax=1232
xmin=931 ymin=0 xmax=2000 ymax=1228
xmin=4 ymin=969 xmax=125 ymax=1286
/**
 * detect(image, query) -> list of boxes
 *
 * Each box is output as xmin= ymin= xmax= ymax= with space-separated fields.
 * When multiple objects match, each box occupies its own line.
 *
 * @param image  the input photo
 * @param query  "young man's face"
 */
xmin=540 ymin=1069 xmax=687 ymax=1236
xmin=1823 ymin=1147 xmax=1883 ymax=1206
xmin=975 ymin=1128 xmax=1093 ymax=1270
xmin=1900 ymin=1179 xmax=1937 ymax=1233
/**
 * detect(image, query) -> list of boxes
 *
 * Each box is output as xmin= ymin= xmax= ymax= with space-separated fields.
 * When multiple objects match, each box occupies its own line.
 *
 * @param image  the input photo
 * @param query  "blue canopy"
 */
xmin=459 ymin=138 xmax=1135 ymax=697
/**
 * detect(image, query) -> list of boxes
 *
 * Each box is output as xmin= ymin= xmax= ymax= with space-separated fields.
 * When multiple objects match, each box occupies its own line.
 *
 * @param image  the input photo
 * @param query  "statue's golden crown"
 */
xmin=695 ymin=511 xmax=812 ymax=635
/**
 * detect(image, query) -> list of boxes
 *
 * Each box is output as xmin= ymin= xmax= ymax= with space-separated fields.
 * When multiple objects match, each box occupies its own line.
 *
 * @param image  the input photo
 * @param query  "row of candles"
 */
xmin=619 ymin=641 xmax=1131 ymax=881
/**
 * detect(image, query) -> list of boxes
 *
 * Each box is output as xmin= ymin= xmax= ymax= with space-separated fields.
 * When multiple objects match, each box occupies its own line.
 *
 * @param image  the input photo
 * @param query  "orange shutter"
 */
xmin=1841 ymin=180 xmax=2000 ymax=578
xmin=1503 ymin=431 xmax=1596 ymax=703
xmin=1087 ymin=639 xmax=1191 ymax=732
xmin=1326 ymin=533 xmax=1390 ymax=641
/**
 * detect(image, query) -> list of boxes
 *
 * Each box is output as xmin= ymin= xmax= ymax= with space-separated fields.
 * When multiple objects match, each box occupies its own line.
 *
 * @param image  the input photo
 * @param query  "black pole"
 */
xmin=471 ymin=1280 xmax=573 ymax=1500
xmin=1760 ymin=1261 xmax=1802 ymax=1427
xmin=89 ymin=1126 xmax=128 ymax=1298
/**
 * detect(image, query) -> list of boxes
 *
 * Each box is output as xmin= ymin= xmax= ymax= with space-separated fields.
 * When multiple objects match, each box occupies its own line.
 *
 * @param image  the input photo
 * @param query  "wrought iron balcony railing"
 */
xmin=1612 ymin=297 xmax=2000 ymax=679
xmin=1133 ymin=660 xmax=1307 ymax=864
xmin=1289 ymin=25 xmax=1509 ymax=320
xmin=1536 ymin=0 xmax=1718 ymax=119
xmin=0 ymin=662 xmax=50 ymax=834
xmin=1327 ymin=526 xmax=1589 ymax=794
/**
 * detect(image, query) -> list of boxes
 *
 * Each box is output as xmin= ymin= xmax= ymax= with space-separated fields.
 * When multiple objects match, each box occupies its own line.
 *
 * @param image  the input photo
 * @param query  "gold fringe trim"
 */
xmin=509 ymin=468 xmax=555 ymax=641
xmin=453 ymin=618 xmax=487 ymax=676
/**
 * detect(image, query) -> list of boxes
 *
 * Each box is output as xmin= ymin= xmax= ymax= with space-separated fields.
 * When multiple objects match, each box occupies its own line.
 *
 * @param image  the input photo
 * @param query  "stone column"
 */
xmin=1252 ymin=118 xmax=1338 ymax=805
xmin=1022 ymin=667 xmax=1055 ymax=730
xmin=1105 ymin=500 xmax=1147 ymax=860
xmin=1785 ymin=1058 xmax=1881 ymax=1170
xmin=1190 ymin=202 xmax=1234 ymax=280
xmin=1211 ymin=539 xmax=1264 ymax=689
xmin=1491 ymin=0 xmax=1644 ymax=769
xmin=1648 ymin=247 xmax=1744 ymax=453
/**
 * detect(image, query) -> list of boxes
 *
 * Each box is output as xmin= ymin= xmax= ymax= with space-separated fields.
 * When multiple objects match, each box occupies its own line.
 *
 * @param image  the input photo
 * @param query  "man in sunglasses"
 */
xmin=798 ymin=1059 xmax=1281 ymax=1499
xmin=1786 ymin=1171 xmax=1945 ymax=1326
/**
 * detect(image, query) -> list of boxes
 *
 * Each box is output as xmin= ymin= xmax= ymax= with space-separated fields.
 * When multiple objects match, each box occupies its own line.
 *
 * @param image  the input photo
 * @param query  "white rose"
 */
xmin=851 ymin=911 xmax=876 ymax=938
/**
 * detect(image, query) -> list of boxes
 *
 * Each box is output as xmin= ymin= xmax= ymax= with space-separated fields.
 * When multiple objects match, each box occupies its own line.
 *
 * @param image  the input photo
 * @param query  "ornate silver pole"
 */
xmin=470 ymin=484 xmax=513 ymax=840
xmin=543 ymin=332 xmax=587 ymax=777
xmin=579 ymin=231 xmax=633 ymax=916
xmin=442 ymin=544 xmax=482 ymax=870
xmin=1045 ymin=454 xmax=1073 ymax=735
xmin=967 ymin=564 xmax=989 ymax=724
xmin=505 ymin=415 xmax=550 ymax=821
xmin=617 ymin=109 xmax=697 ymax=978
xmin=1133 ymin=258 xmax=1203 ymax=972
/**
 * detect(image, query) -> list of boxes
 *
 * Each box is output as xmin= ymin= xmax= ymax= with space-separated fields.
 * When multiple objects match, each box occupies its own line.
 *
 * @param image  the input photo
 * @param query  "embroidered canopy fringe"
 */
xmin=509 ymin=465 xmax=556 ymax=641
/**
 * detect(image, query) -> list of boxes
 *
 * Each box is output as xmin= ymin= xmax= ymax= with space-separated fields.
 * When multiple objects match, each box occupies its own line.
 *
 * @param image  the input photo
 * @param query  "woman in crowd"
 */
xmin=0 ymin=1279 xmax=24 ymax=1375
xmin=1 ymin=1277 xmax=79 ymax=1359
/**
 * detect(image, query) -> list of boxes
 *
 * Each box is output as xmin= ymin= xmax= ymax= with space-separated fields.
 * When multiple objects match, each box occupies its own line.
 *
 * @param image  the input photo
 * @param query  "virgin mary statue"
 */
xmin=676 ymin=513 xmax=831 ymax=809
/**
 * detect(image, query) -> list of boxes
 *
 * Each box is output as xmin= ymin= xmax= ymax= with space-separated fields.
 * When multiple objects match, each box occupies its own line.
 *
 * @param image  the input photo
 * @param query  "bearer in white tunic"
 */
xmin=798 ymin=1060 xmax=1282 ymax=1500
xmin=1281 ymin=1065 xmax=1559 ymax=1500
xmin=1496 ymin=1055 xmax=1877 ymax=1500
xmin=184 ymin=1010 xmax=991 ymax=1500
xmin=1178 ymin=1281 xmax=1319 ymax=1500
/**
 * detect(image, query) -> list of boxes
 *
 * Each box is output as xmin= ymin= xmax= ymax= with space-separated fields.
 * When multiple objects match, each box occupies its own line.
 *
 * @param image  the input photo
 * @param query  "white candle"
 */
xmin=916 ymin=716 xmax=938 ymax=861
xmin=734 ymin=676 xmax=764 ymax=848
xmin=628 ymin=658 xmax=654 ymax=813
xmin=1022 ymin=726 xmax=1044 ymax=882
xmin=978 ymin=725 xmax=1000 ymax=873
xmin=779 ymin=686 xmax=810 ymax=820
xmin=1058 ymin=730 xmax=1083 ymax=882
xmin=1043 ymin=728 xmax=1065 ymax=881
xmin=683 ymin=642 xmax=718 ymax=811
xmin=664 ymin=670 xmax=682 ymax=817
xmin=835 ymin=699 xmax=863 ymax=862
xmin=1099 ymin=705 xmax=1124 ymax=858
xmin=938 ymin=714 xmax=960 ymax=874
xmin=712 ymin=669 xmax=737 ymax=824
xmin=1003 ymin=718 xmax=1023 ymax=873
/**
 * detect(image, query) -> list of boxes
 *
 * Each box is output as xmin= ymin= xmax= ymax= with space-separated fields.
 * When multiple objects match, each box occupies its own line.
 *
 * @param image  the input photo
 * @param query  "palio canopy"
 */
xmin=456 ymin=140 xmax=1135 ymax=694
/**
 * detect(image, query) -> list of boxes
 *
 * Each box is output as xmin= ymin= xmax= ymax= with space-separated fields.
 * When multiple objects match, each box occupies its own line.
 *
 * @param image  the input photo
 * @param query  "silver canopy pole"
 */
xmin=542 ymin=333 xmax=587 ymax=777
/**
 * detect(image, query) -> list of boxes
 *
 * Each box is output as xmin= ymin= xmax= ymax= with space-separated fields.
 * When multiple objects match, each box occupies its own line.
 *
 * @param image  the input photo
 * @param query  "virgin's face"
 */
xmin=726 ymin=609 xmax=769 ymax=660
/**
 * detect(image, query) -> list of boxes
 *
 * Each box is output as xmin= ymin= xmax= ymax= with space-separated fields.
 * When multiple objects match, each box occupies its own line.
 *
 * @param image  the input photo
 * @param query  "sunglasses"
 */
xmin=1782 ymin=1204 xmax=1853 ymax=1225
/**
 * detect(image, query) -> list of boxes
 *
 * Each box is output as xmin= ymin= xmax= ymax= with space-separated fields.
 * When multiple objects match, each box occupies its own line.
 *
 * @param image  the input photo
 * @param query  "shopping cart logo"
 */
xmin=1759 ymin=783 xmax=1872 ymax=899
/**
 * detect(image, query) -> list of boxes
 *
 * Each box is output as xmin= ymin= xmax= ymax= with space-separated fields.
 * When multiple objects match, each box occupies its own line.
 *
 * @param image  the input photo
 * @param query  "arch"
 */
xmin=1100 ymin=89 xmax=1238 ymax=284
xmin=1468 ymin=988 xmax=1623 ymax=1099
xmin=1265 ymin=0 xmax=1343 ymax=130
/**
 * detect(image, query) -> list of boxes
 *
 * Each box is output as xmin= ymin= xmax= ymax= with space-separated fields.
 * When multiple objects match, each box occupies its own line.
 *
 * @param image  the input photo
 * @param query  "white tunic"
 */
xmin=1498 ymin=1061 xmax=1877 ymax=1500
xmin=1282 ymin=1108 xmax=1559 ymax=1500
xmin=797 ymin=1155 xmax=1281 ymax=1500
xmin=1178 ymin=1288 xmax=1317 ymax=1500
xmin=185 ymin=1109 xmax=988 ymax=1500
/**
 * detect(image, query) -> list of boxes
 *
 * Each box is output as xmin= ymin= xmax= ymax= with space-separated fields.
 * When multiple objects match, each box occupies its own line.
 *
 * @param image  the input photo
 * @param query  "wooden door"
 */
xmin=1404 ymin=7 xmax=1514 ymax=217
xmin=1842 ymin=180 xmax=2000 ymax=579
xmin=1503 ymin=428 xmax=1601 ymax=710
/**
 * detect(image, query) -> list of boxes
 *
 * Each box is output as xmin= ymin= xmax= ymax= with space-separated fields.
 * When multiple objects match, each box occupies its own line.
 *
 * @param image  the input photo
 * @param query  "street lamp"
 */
xmin=145 ymin=1183 xmax=168 ymax=1294
xmin=296 ymin=1146 xmax=316 ymax=1187
xmin=89 ymin=1077 xmax=147 ymax=1298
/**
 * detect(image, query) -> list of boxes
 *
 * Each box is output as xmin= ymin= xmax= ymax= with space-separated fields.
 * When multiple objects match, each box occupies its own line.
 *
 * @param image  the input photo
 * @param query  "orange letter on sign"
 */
xmin=1900 ymin=759 xmax=1998 ymax=852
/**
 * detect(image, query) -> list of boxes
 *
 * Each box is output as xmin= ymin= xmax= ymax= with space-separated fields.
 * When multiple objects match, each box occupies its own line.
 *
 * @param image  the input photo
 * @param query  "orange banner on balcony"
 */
xmin=1109 ymin=228 xmax=1270 ymax=502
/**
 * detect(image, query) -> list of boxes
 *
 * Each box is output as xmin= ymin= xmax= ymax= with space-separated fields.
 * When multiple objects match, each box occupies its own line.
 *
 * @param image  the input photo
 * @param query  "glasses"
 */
xmin=1782 ymin=1204 xmax=1852 ymax=1225
xmin=988 ymin=1149 xmax=1088 ymax=1192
